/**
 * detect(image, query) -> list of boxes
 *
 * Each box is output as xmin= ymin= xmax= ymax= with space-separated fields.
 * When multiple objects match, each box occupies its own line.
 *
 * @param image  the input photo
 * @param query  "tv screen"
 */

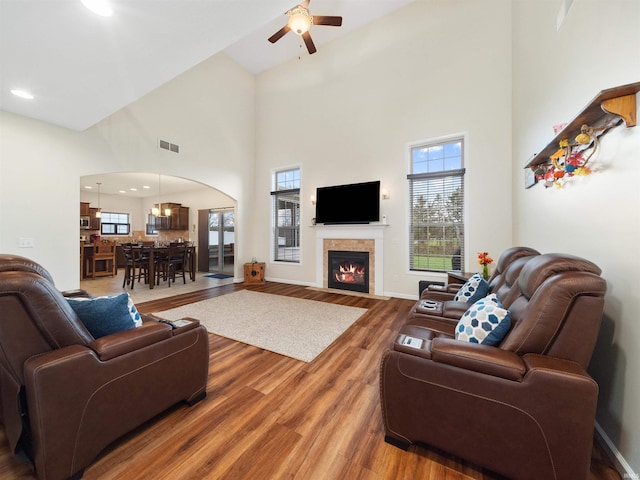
xmin=315 ymin=181 xmax=380 ymax=224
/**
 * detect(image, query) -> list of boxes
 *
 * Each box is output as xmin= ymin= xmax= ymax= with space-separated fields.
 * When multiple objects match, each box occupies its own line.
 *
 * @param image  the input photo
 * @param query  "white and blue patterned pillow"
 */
xmin=127 ymin=293 xmax=142 ymax=327
xmin=453 ymin=273 xmax=490 ymax=304
xmin=455 ymin=295 xmax=511 ymax=346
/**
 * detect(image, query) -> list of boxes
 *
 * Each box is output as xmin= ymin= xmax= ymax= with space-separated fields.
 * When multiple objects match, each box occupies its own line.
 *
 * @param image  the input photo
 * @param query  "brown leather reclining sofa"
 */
xmin=380 ymin=252 xmax=607 ymax=480
xmin=0 ymin=254 xmax=210 ymax=480
xmin=409 ymin=246 xmax=541 ymax=334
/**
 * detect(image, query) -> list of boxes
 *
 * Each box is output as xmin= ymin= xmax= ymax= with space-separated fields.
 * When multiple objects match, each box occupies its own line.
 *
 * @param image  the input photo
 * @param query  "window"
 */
xmin=271 ymin=168 xmax=300 ymax=262
xmin=100 ymin=212 xmax=130 ymax=235
xmin=408 ymin=137 xmax=465 ymax=272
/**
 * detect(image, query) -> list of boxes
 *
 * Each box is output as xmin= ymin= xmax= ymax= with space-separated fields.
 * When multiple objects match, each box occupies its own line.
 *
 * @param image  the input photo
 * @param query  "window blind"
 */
xmin=408 ymin=169 xmax=465 ymax=272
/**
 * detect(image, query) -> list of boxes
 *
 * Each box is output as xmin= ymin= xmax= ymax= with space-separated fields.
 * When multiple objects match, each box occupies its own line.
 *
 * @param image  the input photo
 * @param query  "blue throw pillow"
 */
xmin=453 ymin=273 xmax=490 ymax=303
xmin=67 ymin=292 xmax=137 ymax=338
xmin=455 ymin=294 xmax=511 ymax=346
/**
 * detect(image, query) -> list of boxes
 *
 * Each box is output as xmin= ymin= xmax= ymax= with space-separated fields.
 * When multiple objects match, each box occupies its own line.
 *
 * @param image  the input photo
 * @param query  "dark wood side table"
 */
xmin=446 ymin=271 xmax=475 ymax=285
xmin=243 ymin=262 xmax=265 ymax=284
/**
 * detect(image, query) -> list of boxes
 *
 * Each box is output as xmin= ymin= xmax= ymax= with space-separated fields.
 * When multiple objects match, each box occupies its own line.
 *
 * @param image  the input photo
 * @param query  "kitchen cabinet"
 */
xmin=170 ymin=206 xmax=189 ymax=230
xmin=116 ymin=245 xmax=126 ymax=269
xmin=89 ymin=208 xmax=101 ymax=230
xmin=80 ymin=202 xmax=100 ymax=231
xmin=148 ymin=214 xmax=171 ymax=230
xmin=149 ymin=203 xmax=189 ymax=230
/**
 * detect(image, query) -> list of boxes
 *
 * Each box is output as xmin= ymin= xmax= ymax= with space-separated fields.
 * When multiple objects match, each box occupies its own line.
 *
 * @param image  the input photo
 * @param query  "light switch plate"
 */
xmin=19 ymin=237 xmax=35 ymax=248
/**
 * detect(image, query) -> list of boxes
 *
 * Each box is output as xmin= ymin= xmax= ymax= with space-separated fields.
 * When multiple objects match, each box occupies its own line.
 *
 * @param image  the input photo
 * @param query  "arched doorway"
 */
xmin=80 ymin=171 xmax=237 ymax=280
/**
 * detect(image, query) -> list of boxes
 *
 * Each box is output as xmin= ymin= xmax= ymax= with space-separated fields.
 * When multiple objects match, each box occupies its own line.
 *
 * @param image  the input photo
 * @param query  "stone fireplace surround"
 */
xmin=315 ymin=225 xmax=385 ymax=296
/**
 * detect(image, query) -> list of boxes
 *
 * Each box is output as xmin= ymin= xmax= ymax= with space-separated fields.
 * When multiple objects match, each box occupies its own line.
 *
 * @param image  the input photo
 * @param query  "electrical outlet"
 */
xmin=19 ymin=237 xmax=35 ymax=248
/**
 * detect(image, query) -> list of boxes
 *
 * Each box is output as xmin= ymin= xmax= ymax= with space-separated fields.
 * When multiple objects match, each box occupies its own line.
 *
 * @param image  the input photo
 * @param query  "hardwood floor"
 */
xmin=0 ymin=282 xmax=622 ymax=480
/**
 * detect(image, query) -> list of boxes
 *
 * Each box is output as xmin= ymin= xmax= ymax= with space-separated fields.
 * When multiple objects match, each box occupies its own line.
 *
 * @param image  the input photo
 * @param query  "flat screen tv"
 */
xmin=315 ymin=180 xmax=380 ymax=225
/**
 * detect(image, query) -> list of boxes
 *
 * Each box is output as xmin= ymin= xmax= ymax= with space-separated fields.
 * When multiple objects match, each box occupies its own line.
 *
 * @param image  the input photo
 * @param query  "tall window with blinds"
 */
xmin=271 ymin=168 xmax=301 ymax=263
xmin=408 ymin=137 xmax=465 ymax=272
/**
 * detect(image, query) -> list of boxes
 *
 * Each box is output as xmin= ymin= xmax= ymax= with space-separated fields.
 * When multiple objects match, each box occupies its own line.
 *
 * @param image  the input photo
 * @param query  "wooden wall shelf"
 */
xmin=525 ymin=81 xmax=640 ymax=169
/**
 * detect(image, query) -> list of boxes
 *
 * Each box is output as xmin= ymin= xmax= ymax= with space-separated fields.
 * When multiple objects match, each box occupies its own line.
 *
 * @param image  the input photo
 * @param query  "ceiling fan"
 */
xmin=268 ymin=0 xmax=342 ymax=55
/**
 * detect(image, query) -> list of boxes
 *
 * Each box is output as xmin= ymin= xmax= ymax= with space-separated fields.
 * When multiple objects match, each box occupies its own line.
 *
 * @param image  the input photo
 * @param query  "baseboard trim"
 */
xmin=263 ymin=277 xmax=315 ymax=287
xmin=594 ymin=421 xmax=638 ymax=479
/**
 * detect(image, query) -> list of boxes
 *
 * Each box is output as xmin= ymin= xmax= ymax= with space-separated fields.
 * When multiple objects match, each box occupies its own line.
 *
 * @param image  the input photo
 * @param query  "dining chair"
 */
xmin=122 ymin=244 xmax=150 ymax=289
xmin=156 ymin=243 xmax=187 ymax=287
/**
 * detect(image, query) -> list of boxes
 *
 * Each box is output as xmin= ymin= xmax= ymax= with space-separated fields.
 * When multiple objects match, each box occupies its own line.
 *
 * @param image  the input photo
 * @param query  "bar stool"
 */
xmin=86 ymin=240 xmax=117 ymax=278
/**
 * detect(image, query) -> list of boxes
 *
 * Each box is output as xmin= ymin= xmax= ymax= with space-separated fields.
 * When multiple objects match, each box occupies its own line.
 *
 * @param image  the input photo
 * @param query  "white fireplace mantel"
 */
xmin=314 ymin=224 xmax=386 ymax=295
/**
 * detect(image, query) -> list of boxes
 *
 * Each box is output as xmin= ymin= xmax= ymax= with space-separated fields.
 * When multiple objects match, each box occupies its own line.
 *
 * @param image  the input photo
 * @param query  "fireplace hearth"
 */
xmin=327 ymin=250 xmax=370 ymax=294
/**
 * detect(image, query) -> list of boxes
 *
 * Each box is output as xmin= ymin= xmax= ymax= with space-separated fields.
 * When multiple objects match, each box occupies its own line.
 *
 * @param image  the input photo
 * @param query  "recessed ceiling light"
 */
xmin=11 ymin=89 xmax=34 ymax=100
xmin=81 ymin=0 xmax=113 ymax=17
xmin=119 ymin=190 xmax=126 ymax=194
xmin=84 ymin=186 xmax=93 ymax=189
xmin=130 ymin=188 xmax=137 ymax=191
xmin=143 ymin=185 xmax=151 ymax=189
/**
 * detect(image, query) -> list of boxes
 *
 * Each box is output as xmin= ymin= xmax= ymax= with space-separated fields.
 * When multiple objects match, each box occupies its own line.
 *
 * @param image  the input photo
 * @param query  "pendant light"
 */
xmin=151 ymin=174 xmax=160 ymax=216
xmin=159 ymin=174 xmax=171 ymax=217
xmin=96 ymin=182 xmax=102 ymax=218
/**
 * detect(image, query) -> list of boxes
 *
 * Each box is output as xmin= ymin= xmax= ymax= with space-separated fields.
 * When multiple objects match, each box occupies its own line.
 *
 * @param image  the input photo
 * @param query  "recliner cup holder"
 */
xmin=418 ymin=300 xmax=438 ymax=310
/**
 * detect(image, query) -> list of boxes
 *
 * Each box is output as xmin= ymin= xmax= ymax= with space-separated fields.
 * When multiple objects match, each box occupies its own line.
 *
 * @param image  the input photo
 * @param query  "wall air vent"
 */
xmin=159 ymin=139 xmax=179 ymax=153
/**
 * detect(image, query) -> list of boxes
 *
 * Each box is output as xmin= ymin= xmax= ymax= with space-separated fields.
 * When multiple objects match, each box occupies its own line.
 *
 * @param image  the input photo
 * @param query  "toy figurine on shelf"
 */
xmin=534 ymin=124 xmax=603 ymax=189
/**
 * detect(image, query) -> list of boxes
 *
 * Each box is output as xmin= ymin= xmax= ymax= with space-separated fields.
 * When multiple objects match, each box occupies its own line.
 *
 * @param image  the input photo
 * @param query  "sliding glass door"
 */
xmin=208 ymin=209 xmax=234 ymax=274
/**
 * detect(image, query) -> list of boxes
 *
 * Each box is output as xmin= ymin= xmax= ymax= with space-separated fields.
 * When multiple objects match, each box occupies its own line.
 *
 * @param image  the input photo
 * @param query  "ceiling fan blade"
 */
xmin=268 ymin=25 xmax=291 ymax=43
xmin=302 ymin=31 xmax=317 ymax=54
xmin=313 ymin=15 xmax=342 ymax=27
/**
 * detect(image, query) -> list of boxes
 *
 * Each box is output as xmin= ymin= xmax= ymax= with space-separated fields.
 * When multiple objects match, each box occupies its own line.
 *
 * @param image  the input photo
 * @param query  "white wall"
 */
xmin=0 ymin=53 xmax=255 ymax=290
xmin=255 ymin=0 xmax=513 ymax=297
xmin=0 ymin=112 xmax=113 ymax=289
xmin=512 ymin=0 xmax=640 ymax=474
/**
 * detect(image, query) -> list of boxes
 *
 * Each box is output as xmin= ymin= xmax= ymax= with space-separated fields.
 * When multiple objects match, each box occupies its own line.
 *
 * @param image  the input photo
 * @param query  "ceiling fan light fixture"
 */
xmin=287 ymin=5 xmax=312 ymax=35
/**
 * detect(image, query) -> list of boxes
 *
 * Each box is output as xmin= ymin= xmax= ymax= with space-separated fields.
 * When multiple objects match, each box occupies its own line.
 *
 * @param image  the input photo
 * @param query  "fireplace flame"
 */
xmin=334 ymin=263 xmax=366 ymax=284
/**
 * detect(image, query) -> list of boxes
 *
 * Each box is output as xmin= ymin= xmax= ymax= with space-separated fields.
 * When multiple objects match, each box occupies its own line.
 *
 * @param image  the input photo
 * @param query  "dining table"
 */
xmin=130 ymin=244 xmax=196 ymax=289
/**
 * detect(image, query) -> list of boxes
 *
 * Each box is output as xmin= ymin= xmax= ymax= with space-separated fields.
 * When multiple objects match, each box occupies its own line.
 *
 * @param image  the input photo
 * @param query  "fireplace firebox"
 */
xmin=327 ymin=250 xmax=370 ymax=293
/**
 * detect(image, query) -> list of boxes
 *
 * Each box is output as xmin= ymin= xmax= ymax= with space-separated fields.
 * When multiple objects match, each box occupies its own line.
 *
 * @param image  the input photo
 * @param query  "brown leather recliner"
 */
xmin=420 ymin=246 xmax=540 ymax=302
xmin=380 ymin=253 xmax=607 ymax=480
xmin=0 ymin=255 xmax=209 ymax=480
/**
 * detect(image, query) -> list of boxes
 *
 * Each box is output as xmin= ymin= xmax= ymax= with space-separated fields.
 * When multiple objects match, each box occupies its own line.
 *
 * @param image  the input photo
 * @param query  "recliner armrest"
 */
xmin=420 ymin=283 xmax=462 ymax=301
xmin=522 ymin=353 xmax=591 ymax=379
xmin=61 ymin=288 xmax=92 ymax=298
xmin=90 ymin=322 xmax=173 ymax=361
xmin=430 ymin=337 xmax=526 ymax=381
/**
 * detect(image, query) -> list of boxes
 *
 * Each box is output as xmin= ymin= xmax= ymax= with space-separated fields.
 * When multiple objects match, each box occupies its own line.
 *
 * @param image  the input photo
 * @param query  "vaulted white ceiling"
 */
xmin=1 ymin=0 xmax=414 ymax=132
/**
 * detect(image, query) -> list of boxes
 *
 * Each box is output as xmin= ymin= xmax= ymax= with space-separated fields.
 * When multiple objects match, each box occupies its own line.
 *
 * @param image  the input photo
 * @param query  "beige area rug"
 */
xmin=153 ymin=290 xmax=368 ymax=362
